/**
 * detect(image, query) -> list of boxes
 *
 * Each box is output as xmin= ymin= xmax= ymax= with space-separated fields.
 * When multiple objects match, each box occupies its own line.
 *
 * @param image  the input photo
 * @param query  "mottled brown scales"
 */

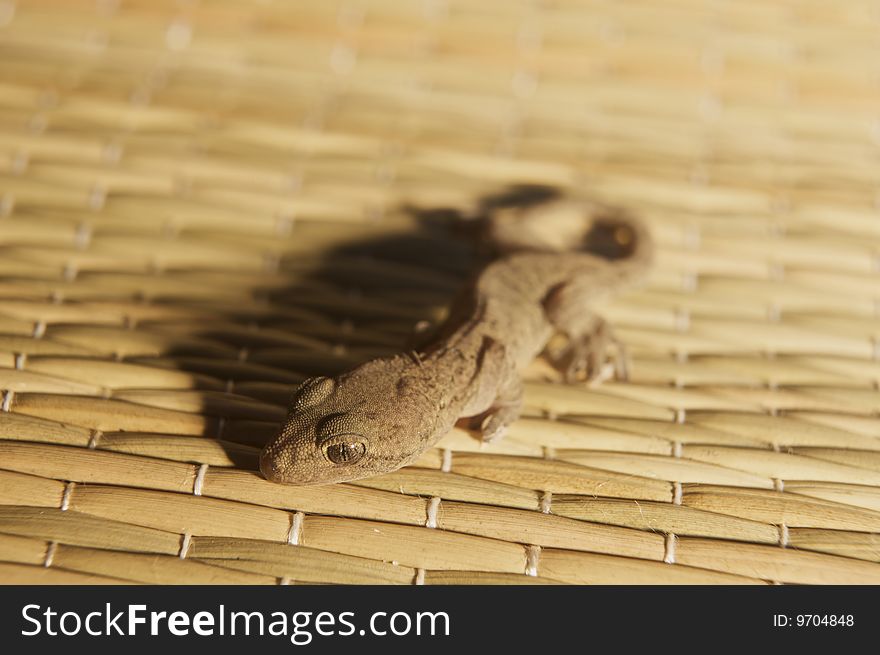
xmin=260 ymin=199 xmax=653 ymax=485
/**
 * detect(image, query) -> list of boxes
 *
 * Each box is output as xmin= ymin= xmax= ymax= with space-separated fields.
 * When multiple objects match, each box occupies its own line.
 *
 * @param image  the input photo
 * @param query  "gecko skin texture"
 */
xmin=260 ymin=197 xmax=653 ymax=485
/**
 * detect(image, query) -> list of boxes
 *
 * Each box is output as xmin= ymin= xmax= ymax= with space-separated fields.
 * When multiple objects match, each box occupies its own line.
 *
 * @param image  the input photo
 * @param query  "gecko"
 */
xmin=260 ymin=191 xmax=653 ymax=485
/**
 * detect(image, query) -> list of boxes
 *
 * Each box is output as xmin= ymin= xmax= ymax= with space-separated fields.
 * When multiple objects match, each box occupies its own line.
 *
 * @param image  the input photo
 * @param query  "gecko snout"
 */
xmin=259 ymin=449 xmax=282 ymax=482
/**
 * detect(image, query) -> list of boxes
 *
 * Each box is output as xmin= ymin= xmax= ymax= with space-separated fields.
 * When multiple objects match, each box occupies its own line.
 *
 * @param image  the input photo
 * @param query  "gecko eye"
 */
xmin=323 ymin=438 xmax=367 ymax=466
xmin=317 ymin=414 xmax=368 ymax=466
xmin=290 ymin=376 xmax=335 ymax=411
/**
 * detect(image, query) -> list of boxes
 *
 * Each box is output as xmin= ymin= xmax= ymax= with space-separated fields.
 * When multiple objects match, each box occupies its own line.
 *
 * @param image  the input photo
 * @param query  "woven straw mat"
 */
xmin=1 ymin=0 xmax=880 ymax=585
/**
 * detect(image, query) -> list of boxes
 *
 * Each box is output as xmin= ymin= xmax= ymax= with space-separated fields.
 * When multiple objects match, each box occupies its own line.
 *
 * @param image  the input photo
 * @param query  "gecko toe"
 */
xmin=476 ymin=406 xmax=517 ymax=444
xmin=557 ymin=343 xmax=603 ymax=384
xmin=480 ymin=419 xmax=507 ymax=444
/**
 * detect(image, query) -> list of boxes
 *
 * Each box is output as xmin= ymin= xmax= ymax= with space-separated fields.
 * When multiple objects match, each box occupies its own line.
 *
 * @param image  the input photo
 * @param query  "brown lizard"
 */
xmin=260 ymin=194 xmax=653 ymax=485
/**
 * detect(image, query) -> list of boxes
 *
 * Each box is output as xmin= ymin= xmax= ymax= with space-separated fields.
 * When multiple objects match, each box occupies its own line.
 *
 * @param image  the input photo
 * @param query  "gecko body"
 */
xmin=260 ymin=197 xmax=652 ymax=485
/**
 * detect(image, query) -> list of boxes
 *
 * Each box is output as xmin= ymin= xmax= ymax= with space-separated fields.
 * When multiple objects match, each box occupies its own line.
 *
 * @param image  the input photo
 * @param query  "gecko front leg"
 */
xmin=458 ymin=375 xmax=523 ymax=443
xmin=471 ymin=375 xmax=523 ymax=443
xmin=456 ymin=336 xmax=523 ymax=443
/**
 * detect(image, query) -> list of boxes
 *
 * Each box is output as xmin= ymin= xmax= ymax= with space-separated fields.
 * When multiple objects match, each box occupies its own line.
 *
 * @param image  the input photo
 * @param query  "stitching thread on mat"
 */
xmin=0 ymin=390 xmax=12 ymax=412
xmin=87 ymin=429 xmax=102 ymax=449
xmin=178 ymin=532 xmax=192 ymax=559
xmin=539 ymin=491 xmax=552 ymax=514
xmin=768 ymin=262 xmax=785 ymax=281
xmin=62 ymin=262 xmax=78 ymax=282
xmin=425 ymin=497 xmax=440 ymax=529
xmin=0 ymin=192 xmax=14 ymax=217
xmin=674 ymin=307 xmax=690 ymax=332
xmin=525 ymin=545 xmax=541 ymax=577
xmin=193 ymin=464 xmax=208 ymax=496
xmin=11 ymin=149 xmax=28 ymax=174
xmin=102 ymin=140 xmax=124 ymax=166
xmin=74 ymin=223 xmax=93 ymax=249
xmin=440 ymin=448 xmax=452 ymax=473
xmin=288 ymin=511 xmax=305 ymax=545
xmin=276 ymin=215 xmax=294 ymax=237
xmin=681 ymin=272 xmax=697 ymax=293
xmin=43 ymin=541 xmax=57 ymax=568
xmin=663 ymin=533 xmax=676 ymax=564
xmin=89 ymin=184 xmax=107 ymax=211
xmin=414 ymin=568 xmax=426 ymax=585
xmin=60 ymin=482 xmax=74 ymax=511
xmin=778 ymin=523 xmax=789 ymax=548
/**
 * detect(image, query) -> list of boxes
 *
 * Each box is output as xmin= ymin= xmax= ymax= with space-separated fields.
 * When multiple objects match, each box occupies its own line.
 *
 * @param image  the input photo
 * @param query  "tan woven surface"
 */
xmin=1 ymin=0 xmax=880 ymax=585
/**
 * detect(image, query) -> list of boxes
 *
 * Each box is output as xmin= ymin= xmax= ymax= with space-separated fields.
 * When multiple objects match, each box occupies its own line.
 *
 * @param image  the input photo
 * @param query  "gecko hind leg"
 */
xmin=542 ymin=282 xmax=629 ymax=384
xmin=459 ymin=376 xmax=523 ymax=444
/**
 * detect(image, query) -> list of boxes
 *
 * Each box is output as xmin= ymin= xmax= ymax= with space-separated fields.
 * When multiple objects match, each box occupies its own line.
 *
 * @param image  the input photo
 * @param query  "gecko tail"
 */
xmin=482 ymin=189 xmax=654 ymax=281
xmin=582 ymin=208 xmax=654 ymax=270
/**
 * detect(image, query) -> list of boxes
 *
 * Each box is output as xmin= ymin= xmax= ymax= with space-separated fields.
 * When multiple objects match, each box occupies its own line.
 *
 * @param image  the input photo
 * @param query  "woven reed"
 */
xmin=1 ymin=0 xmax=880 ymax=585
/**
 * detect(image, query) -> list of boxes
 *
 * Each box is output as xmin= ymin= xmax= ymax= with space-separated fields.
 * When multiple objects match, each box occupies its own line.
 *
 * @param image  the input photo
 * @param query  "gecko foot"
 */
xmin=479 ymin=411 xmax=510 ymax=444
xmin=550 ymin=319 xmax=629 ymax=384
xmin=459 ymin=402 xmax=520 ymax=444
xmin=459 ymin=376 xmax=523 ymax=444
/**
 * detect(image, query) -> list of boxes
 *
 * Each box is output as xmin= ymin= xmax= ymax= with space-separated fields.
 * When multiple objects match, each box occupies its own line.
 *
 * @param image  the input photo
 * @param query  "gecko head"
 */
xmin=260 ymin=363 xmax=421 ymax=485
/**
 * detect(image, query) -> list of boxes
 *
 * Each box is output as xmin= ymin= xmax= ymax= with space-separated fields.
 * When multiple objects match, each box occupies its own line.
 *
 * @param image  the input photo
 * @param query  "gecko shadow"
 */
xmin=166 ymin=183 xmax=636 ymax=471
